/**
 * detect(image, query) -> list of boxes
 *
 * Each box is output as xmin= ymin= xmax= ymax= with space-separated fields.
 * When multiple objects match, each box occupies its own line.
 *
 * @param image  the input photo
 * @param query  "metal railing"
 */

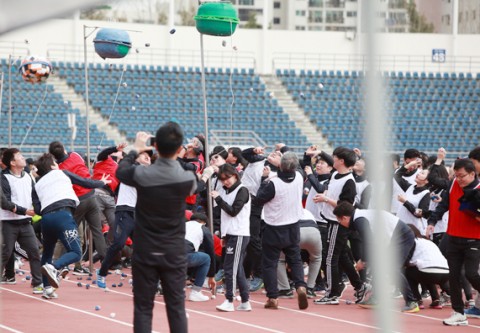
xmin=272 ymin=52 xmax=480 ymax=74
xmin=46 ymin=43 xmax=257 ymax=71
xmin=3 ymin=40 xmax=479 ymax=75
xmin=210 ymin=130 xmax=267 ymax=148
xmin=0 ymin=41 xmax=30 ymax=59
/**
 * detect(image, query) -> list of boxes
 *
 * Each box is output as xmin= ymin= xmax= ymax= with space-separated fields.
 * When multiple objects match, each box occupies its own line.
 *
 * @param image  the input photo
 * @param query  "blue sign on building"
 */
xmin=432 ymin=49 xmax=446 ymax=63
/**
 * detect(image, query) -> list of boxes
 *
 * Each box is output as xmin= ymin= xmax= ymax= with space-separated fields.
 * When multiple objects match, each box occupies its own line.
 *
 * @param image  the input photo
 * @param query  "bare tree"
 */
xmin=407 ymin=0 xmax=434 ymax=33
xmin=80 ymin=5 xmax=111 ymax=20
xmin=178 ymin=5 xmax=196 ymax=26
xmin=244 ymin=11 xmax=261 ymax=29
xmin=157 ymin=11 xmax=168 ymax=25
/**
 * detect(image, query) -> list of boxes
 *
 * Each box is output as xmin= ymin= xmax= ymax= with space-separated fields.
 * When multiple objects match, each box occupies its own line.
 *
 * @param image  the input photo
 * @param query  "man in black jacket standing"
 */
xmin=116 ymin=122 xmax=197 ymax=333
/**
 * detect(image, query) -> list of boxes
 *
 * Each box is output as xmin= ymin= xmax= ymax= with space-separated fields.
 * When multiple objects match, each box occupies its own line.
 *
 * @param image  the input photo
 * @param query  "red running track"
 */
xmin=1 ymin=264 xmax=479 ymax=333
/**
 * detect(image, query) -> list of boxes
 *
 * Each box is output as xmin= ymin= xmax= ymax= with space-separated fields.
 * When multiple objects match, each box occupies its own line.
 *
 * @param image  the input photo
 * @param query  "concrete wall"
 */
xmin=1 ymin=18 xmax=479 ymax=74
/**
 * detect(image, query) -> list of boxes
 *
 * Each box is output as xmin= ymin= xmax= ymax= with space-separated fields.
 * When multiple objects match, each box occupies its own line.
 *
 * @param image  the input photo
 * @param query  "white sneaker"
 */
xmin=188 ymin=290 xmax=209 ymax=302
xmin=443 ymin=312 xmax=468 ymax=326
xmin=216 ymin=300 xmax=234 ymax=312
xmin=42 ymin=286 xmax=58 ymax=299
xmin=41 ymin=264 xmax=59 ymax=288
xmin=237 ymin=301 xmax=252 ymax=311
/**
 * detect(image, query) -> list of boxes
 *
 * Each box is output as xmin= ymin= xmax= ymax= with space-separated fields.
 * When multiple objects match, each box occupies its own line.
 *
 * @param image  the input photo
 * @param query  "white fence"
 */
xmin=272 ymin=52 xmax=480 ymax=74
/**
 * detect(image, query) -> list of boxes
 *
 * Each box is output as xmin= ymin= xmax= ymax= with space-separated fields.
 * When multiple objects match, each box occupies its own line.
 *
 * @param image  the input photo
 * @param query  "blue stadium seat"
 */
xmin=23 ymin=63 xmax=474 ymax=154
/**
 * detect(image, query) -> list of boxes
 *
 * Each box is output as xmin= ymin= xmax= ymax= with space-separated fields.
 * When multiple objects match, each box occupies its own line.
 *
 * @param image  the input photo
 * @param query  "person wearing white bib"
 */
xmin=97 ymin=151 xmax=152 ymax=290
xmin=391 ymin=149 xmax=422 ymax=215
xmin=303 ymin=146 xmax=334 ymax=292
xmin=332 ymin=202 xmax=420 ymax=313
xmin=33 ymin=153 xmax=109 ymax=299
xmin=405 ymin=225 xmax=449 ymax=310
xmin=394 ymin=159 xmax=431 ymax=235
xmin=1 ymin=148 xmax=42 ymax=294
xmin=211 ymin=164 xmax=251 ymax=313
xmin=312 ymin=147 xmax=367 ymax=306
xmin=256 ymin=151 xmax=308 ymax=311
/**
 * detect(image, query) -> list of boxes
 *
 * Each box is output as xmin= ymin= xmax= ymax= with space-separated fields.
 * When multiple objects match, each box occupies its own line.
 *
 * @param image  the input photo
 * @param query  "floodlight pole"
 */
xmin=82 ymin=25 xmax=139 ymax=271
xmin=0 ymin=72 xmax=5 ymax=145
xmin=0 ymin=72 xmax=4 ymax=139
xmin=83 ymin=25 xmax=98 ymax=274
xmin=0 ymin=73 xmax=3 ymax=107
xmin=83 ymin=25 xmax=93 ymax=170
xmin=199 ymin=32 xmax=214 ymax=234
xmin=8 ymin=55 xmax=12 ymax=147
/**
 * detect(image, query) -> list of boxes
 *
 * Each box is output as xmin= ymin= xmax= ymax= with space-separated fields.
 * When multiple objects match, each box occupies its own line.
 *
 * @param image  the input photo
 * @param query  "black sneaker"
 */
xmin=306 ymin=288 xmax=317 ymax=299
xmin=122 ymin=258 xmax=132 ymax=269
xmin=354 ymin=283 xmax=371 ymax=304
xmin=109 ymin=263 xmax=122 ymax=270
xmin=1 ymin=275 xmax=16 ymax=285
xmin=73 ymin=267 xmax=90 ymax=276
xmin=278 ymin=289 xmax=294 ymax=298
xmin=313 ymin=295 xmax=340 ymax=305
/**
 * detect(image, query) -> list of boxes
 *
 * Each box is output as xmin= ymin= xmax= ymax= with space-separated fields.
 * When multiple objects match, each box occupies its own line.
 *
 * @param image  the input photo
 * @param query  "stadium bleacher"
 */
xmin=2 ymin=56 xmax=478 ymax=157
xmin=0 ymin=58 xmax=114 ymax=156
xmin=276 ymin=68 xmax=479 ymax=153
xmin=53 ymin=62 xmax=309 ymax=148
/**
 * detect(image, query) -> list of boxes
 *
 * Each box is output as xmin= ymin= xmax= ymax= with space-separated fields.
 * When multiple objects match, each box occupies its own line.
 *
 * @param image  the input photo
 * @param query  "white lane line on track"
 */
xmin=250 ymin=299 xmax=398 ymax=332
xmin=69 ymin=278 xmax=480 ymax=332
xmin=64 ymin=280 xmax=285 ymax=333
xmin=0 ymin=324 xmax=24 ymax=333
xmin=403 ymin=312 xmax=480 ymax=328
xmin=0 ymin=287 xmax=160 ymax=333
xmin=14 ymin=268 xmax=480 ymax=331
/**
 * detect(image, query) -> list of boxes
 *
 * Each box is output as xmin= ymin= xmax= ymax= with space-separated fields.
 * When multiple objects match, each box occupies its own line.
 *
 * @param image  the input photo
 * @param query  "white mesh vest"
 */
xmin=353 ymin=209 xmax=400 ymax=241
xmin=396 ymin=186 xmax=429 ymax=235
xmin=305 ymin=180 xmax=328 ymax=223
xmin=264 ymin=171 xmax=303 ymax=226
xmin=321 ymin=171 xmax=355 ymax=221
xmin=391 ymin=168 xmax=419 ymax=214
xmin=0 ymin=172 xmax=33 ymax=220
xmin=355 ymin=179 xmax=370 ymax=207
xmin=429 ymin=190 xmax=448 ymax=234
xmin=219 ymin=184 xmax=251 ymax=237
xmin=35 ymin=170 xmax=79 ymax=212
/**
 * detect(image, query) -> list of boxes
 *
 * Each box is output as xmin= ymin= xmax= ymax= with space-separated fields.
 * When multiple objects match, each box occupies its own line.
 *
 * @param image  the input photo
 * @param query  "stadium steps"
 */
xmin=48 ymin=75 xmax=128 ymax=146
xmin=260 ymin=74 xmax=331 ymax=150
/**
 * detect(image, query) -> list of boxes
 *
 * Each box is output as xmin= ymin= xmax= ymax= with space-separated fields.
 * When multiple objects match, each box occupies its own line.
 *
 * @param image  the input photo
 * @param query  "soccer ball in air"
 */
xmin=19 ymin=56 xmax=52 ymax=84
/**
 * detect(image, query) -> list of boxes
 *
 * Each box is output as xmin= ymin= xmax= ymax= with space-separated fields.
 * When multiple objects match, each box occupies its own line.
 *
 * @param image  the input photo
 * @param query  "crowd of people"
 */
xmin=2 ymin=122 xmax=480 ymax=331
